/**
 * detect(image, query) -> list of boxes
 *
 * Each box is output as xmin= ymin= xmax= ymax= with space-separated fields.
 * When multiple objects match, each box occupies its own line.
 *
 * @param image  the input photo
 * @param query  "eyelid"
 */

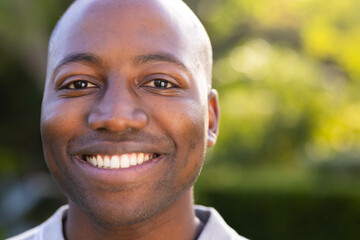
xmin=141 ymin=79 xmax=176 ymax=89
xmin=66 ymin=80 xmax=97 ymax=89
xmin=140 ymin=74 xmax=181 ymax=88
xmin=55 ymin=74 xmax=100 ymax=90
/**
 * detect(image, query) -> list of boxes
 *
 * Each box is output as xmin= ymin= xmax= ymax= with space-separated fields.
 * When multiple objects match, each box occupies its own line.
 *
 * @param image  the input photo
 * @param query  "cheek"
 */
xmin=148 ymin=97 xmax=208 ymax=162
xmin=41 ymin=98 xmax=91 ymax=198
xmin=145 ymin=97 xmax=207 ymax=201
xmin=41 ymin=98 xmax=89 ymax=142
xmin=41 ymin=99 xmax=88 ymax=172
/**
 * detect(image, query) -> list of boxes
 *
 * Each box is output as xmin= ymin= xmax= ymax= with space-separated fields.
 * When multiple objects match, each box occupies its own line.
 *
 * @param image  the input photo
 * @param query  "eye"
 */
xmin=65 ymin=80 xmax=97 ymax=89
xmin=143 ymin=79 xmax=176 ymax=89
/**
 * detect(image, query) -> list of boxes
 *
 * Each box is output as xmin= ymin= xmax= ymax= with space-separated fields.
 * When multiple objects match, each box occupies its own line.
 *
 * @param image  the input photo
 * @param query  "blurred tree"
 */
xmin=1 ymin=0 xmax=360 ymax=239
xmin=184 ymin=0 xmax=360 ymax=166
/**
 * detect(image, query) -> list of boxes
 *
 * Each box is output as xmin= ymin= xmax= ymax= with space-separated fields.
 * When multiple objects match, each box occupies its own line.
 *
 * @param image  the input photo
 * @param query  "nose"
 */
xmin=88 ymin=85 xmax=148 ymax=132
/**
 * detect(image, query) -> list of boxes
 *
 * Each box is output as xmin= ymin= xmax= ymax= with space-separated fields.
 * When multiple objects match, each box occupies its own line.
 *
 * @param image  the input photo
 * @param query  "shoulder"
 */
xmin=195 ymin=205 xmax=249 ymax=240
xmin=6 ymin=205 xmax=68 ymax=240
xmin=6 ymin=227 xmax=41 ymax=240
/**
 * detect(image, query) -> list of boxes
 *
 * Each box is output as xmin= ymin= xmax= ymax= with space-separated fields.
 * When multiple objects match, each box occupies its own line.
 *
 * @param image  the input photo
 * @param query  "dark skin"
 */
xmin=41 ymin=0 xmax=219 ymax=239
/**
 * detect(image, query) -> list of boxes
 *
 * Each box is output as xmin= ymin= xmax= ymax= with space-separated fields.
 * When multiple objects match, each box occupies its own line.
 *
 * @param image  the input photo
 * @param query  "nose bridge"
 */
xmin=88 ymin=80 xmax=147 ymax=131
xmin=102 ymin=83 xmax=133 ymax=115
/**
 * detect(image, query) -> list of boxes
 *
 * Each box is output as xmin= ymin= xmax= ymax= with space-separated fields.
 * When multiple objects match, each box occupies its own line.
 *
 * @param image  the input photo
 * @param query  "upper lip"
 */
xmin=68 ymin=141 xmax=168 ymax=156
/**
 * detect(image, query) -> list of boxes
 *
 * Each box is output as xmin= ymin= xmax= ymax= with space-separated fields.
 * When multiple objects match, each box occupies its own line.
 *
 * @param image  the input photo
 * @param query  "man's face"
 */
xmin=41 ymin=0 xmax=218 ymax=227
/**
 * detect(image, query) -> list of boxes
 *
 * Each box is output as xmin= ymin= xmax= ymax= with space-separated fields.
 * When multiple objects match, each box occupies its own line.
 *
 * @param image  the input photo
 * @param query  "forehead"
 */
xmin=49 ymin=0 xmax=195 ymax=70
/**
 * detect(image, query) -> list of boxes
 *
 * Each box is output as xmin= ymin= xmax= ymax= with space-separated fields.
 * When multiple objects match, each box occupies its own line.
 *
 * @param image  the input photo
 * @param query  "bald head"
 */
xmin=48 ymin=0 xmax=213 ymax=90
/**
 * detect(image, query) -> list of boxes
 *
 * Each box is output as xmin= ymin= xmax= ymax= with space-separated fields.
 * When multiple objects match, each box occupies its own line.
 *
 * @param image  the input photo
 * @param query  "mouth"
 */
xmin=82 ymin=153 xmax=160 ymax=169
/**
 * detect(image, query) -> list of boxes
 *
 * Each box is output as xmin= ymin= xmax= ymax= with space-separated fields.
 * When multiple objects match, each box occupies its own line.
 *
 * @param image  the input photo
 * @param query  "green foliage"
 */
xmin=191 ymin=0 xmax=360 ymax=238
xmin=196 ymin=163 xmax=360 ymax=240
xmin=186 ymin=0 xmax=360 ymax=165
xmin=1 ymin=0 xmax=360 ymax=239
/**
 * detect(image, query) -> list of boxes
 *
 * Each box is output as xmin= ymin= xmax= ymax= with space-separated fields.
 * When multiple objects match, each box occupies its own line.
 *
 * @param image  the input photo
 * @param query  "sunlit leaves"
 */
xmin=186 ymin=0 xmax=360 ymax=165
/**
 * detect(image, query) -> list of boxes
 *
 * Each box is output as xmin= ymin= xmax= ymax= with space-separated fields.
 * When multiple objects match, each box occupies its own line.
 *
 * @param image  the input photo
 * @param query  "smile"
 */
xmin=84 ymin=153 xmax=159 ymax=169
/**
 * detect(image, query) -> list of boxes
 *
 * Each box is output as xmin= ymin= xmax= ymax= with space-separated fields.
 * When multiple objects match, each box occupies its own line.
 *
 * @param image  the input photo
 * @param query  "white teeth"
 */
xmin=85 ymin=153 xmax=157 ymax=169
xmin=111 ymin=156 xmax=120 ymax=168
xmin=130 ymin=153 xmax=137 ymax=166
xmin=97 ymin=155 xmax=104 ymax=167
xmin=88 ymin=156 xmax=97 ymax=166
xmin=138 ymin=153 xmax=144 ymax=164
xmin=85 ymin=156 xmax=92 ymax=164
xmin=120 ymin=155 xmax=130 ymax=168
xmin=104 ymin=156 xmax=111 ymax=168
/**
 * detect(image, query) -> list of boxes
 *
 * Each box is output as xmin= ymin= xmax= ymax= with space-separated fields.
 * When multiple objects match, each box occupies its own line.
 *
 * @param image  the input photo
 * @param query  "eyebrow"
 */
xmin=53 ymin=53 xmax=103 ymax=76
xmin=52 ymin=52 xmax=188 ymax=77
xmin=133 ymin=53 xmax=188 ymax=72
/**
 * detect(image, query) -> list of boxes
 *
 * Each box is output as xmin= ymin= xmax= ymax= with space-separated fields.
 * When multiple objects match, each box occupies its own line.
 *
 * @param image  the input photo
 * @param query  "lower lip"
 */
xmin=73 ymin=155 xmax=165 ymax=184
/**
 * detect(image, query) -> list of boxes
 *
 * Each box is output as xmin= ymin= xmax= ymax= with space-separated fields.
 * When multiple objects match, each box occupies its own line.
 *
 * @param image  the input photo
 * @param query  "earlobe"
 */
xmin=207 ymin=89 xmax=220 ymax=147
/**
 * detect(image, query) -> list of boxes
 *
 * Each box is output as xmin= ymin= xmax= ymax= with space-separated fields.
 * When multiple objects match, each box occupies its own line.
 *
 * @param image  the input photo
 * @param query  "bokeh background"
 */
xmin=1 ymin=0 xmax=360 ymax=239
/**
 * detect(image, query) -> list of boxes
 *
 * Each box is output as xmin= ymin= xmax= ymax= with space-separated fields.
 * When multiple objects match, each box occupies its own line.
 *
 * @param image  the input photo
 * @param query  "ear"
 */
xmin=207 ymin=89 xmax=220 ymax=147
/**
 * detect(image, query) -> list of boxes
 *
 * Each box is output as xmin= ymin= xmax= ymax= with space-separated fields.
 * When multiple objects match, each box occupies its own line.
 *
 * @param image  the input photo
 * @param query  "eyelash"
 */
xmin=63 ymin=80 xmax=97 ymax=90
xmin=60 ymin=78 xmax=177 ymax=91
xmin=142 ymin=79 xmax=177 ymax=89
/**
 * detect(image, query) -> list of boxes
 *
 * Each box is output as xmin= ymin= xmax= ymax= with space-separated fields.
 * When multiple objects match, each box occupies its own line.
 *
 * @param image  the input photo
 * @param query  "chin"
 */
xmin=81 ymin=199 xmax=163 ymax=227
xmin=68 ymin=188 xmax=184 ymax=228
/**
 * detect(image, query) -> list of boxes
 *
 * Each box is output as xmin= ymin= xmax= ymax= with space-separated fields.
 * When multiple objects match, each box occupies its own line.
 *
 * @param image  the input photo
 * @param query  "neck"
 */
xmin=64 ymin=190 xmax=202 ymax=240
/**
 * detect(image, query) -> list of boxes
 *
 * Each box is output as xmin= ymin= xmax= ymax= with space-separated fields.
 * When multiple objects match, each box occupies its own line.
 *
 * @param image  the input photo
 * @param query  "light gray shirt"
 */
xmin=7 ymin=205 xmax=248 ymax=240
